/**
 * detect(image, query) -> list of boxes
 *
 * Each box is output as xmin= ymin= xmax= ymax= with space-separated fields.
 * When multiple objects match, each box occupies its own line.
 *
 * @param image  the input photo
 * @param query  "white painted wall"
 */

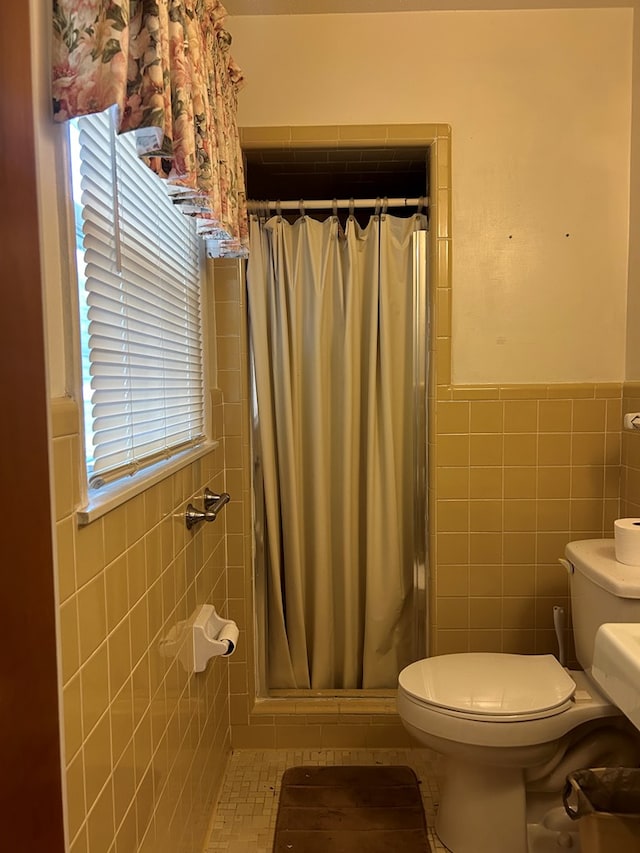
xmin=229 ymin=8 xmax=633 ymax=384
xmin=625 ymin=9 xmax=640 ymax=381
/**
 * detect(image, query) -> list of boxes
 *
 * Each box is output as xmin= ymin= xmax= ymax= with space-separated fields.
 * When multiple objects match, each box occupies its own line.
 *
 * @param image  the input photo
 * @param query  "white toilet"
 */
xmin=397 ymin=539 xmax=640 ymax=853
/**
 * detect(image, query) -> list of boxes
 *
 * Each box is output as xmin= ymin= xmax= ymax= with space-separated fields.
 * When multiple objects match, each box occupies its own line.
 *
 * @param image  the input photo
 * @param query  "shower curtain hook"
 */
xmin=332 ymin=198 xmax=338 ymax=219
xmin=276 ymin=199 xmax=282 ymax=221
xmin=299 ymin=198 xmax=305 ymax=218
xmin=417 ymin=195 xmax=425 ymax=215
xmin=382 ymin=196 xmax=388 ymax=217
xmin=349 ymin=197 xmax=355 ymax=219
xmin=374 ymin=196 xmax=381 ymax=217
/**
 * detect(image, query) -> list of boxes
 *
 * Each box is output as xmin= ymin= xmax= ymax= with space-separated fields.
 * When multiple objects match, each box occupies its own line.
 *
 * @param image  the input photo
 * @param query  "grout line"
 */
xmin=204 ymin=747 xmax=447 ymax=853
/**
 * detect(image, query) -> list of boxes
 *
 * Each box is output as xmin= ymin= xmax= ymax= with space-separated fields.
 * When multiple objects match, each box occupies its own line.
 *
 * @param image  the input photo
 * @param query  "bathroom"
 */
xmin=4 ymin=1 xmax=640 ymax=852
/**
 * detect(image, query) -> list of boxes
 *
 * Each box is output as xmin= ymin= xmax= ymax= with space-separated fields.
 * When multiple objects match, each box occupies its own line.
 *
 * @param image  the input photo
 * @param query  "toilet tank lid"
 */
xmin=398 ymin=654 xmax=575 ymax=717
xmin=566 ymin=539 xmax=640 ymax=598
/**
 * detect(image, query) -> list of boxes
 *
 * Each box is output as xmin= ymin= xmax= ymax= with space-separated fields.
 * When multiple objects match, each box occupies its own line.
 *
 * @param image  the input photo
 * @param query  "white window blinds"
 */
xmin=69 ymin=108 xmax=205 ymax=487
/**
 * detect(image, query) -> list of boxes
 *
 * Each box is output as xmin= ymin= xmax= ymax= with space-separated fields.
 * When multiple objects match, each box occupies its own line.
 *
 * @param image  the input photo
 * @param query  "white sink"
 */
xmin=592 ymin=623 xmax=640 ymax=731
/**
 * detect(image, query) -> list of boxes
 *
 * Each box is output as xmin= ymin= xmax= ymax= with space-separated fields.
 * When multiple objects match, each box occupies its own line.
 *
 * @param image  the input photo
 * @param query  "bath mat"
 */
xmin=273 ymin=765 xmax=431 ymax=853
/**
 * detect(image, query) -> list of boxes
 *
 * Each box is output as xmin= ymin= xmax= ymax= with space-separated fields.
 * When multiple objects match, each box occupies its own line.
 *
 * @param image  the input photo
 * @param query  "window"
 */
xmin=69 ymin=108 xmax=205 ymax=490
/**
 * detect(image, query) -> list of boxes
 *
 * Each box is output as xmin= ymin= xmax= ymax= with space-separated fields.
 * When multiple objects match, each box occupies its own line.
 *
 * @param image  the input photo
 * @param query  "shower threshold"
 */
xmin=254 ymin=690 xmax=399 ymax=717
xmin=269 ymin=688 xmax=397 ymax=700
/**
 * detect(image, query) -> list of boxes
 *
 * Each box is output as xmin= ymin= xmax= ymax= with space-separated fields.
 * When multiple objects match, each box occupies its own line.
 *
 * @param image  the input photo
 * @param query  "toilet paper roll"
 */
xmin=217 ymin=621 xmax=239 ymax=655
xmin=614 ymin=518 xmax=640 ymax=565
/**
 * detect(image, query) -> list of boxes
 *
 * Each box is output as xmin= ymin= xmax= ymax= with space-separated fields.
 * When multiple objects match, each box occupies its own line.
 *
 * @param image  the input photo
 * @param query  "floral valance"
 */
xmin=52 ymin=0 xmax=248 ymax=257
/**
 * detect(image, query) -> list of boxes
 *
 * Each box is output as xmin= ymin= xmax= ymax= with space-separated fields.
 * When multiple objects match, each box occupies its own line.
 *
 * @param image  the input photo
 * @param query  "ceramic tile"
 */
xmin=538 ymin=433 xmax=571 ymax=466
xmin=57 ymin=516 xmax=77 ymax=601
xmin=503 ymin=467 xmax=536 ymax=499
xmin=80 ymin=643 xmax=110 ymax=736
xmin=469 ymin=466 xmax=503 ymax=499
xmin=469 ymin=597 xmax=502 ymax=629
xmin=204 ymin=748 xmax=446 ymax=853
xmin=538 ymin=400 xmax=572 ymax=433
xmin=572 ymin=398 xmax=607 ymax=432
xmin=75 ymin=518 xmax=105 ymax=588
xmin=436 ymin=433 xmax=469 ymax=467
xmin=470 ymin=400 xmax=504 ymax=433
xmin=436 ymin=500 xmax=469 ymax=533
xmin=469 ymin=433 xmax=503 ymax=466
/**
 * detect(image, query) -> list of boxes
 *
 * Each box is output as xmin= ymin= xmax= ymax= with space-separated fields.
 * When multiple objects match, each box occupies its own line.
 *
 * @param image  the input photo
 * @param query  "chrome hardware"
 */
xmin=185 ymin=490 xmax=231 ymax=529
xmin=203 ymin=489 xmax=230 ymax=516
xmin=185 ymin=505 xmax=217 ymax=530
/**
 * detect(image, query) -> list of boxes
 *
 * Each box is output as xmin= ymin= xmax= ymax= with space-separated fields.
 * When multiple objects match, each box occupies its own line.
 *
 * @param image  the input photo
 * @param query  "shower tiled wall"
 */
xmin=52 ymin=394 xmax=231 ymax=853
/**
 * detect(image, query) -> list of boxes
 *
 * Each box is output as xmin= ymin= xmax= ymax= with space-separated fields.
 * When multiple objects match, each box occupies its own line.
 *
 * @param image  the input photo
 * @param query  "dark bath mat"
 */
xmin=273 ymin=765 xmax=432 ymax=853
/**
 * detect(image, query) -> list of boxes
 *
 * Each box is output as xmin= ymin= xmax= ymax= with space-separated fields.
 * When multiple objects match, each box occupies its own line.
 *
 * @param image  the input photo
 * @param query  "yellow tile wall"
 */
xmin=430 ymin=384 xmax=622 ymax=658
xmin=52 ymin=389 xmax=231 ymax=853
xmin=622 ymin=381 xmax=640 ymax=516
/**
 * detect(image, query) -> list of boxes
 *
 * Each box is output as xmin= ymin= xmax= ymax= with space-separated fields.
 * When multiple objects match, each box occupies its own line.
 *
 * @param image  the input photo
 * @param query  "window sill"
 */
xmin=76 ymin=440 xmax=219 ymax=526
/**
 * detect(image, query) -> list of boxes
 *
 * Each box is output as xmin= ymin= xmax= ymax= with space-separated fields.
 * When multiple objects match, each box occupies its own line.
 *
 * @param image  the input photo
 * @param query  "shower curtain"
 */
xmin=247 ymin=212 xmax=427 ymax=689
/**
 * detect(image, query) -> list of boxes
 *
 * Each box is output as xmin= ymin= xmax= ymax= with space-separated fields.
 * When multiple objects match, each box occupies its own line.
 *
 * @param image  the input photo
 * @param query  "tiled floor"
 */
xmin=205 ymin=748 xmax=447 ymax=852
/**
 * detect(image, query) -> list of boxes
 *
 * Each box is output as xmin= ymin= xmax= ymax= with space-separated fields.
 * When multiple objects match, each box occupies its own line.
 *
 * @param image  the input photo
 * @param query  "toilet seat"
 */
xmin=398 ymin=653 xmax=577 ymax=722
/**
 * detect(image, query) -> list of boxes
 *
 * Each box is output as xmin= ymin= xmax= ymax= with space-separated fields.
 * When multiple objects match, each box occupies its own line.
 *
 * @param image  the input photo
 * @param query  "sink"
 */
xmin=592 ymin=623 xmax=640 ymax=731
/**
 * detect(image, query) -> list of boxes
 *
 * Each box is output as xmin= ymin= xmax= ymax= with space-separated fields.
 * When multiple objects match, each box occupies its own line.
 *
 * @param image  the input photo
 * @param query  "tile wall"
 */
xmin=622 ymin=381 xmax=640 ymax=515
xmin=52 ymin=386 xmax=232 ymax=853
xmin=430 ymin=384 xmax=622 ymax=659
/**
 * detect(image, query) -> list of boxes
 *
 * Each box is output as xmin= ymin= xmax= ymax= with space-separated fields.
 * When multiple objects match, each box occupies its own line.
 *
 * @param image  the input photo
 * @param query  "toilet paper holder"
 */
xmin=158 ymin=604 xmax=239 ymax=673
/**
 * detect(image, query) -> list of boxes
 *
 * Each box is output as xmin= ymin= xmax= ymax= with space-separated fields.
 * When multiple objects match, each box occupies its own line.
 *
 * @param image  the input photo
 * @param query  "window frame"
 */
xmin=61 ymin=112 xmax=216 ymax=525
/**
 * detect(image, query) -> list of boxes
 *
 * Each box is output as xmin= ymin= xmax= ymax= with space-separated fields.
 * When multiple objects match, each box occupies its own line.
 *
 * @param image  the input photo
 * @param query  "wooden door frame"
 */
xmin=0 ymin=3 xmax=65 ymax=849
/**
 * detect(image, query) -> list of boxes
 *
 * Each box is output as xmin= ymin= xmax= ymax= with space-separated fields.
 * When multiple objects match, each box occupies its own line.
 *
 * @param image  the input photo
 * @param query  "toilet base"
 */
xmin=434 ymin=765 xmax=583 ymax=853
xmin=528 ymin=811 xmax=581 ymax=853
xmin=435 ymin=756 xmax=529 ymax=853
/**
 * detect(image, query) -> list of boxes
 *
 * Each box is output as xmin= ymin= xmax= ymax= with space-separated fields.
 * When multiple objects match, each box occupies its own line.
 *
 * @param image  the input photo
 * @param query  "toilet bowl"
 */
xmin=397 ymin=655 xmax=615 ymax=755
xmin=398 ymin=658 xmax=620 ymax=853
xmin=397 ymin=540 xmax=640 ymax=853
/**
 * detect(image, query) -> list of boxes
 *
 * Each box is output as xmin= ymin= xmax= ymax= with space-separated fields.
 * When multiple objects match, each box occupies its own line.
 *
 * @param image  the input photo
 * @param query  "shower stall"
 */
xmin=244 ymin=148 xmax=430 ymax=695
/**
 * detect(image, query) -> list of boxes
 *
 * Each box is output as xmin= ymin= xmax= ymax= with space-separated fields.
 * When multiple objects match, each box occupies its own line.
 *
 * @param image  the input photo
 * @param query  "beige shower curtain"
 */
xmin=247 ymin=212 xmax=425 ymax=689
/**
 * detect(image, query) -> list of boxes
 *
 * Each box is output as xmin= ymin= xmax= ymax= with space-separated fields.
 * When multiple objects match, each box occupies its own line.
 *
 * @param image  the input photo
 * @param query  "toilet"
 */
xmin=397 ymin=539 xmax=640 ymax=853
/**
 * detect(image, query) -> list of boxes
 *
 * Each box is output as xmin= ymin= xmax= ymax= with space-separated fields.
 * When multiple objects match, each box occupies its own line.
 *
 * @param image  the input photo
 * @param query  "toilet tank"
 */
xmin=566 ymin=539 xmax=640 ymax=671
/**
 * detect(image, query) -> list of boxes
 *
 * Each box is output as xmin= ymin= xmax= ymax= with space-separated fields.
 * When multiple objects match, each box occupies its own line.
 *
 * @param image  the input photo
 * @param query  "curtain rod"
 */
xmin=247 ymin=196 xmax=429 ymax=213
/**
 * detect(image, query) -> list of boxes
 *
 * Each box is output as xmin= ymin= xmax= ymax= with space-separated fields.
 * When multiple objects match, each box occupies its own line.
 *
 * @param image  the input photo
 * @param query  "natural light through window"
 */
xmin=69 ymin=108 xmax=205 ymax=489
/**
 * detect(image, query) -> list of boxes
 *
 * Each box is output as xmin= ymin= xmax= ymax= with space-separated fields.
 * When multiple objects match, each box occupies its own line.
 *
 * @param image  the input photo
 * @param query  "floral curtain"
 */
xmin=52 ymin=0 xmax=248 ymax=256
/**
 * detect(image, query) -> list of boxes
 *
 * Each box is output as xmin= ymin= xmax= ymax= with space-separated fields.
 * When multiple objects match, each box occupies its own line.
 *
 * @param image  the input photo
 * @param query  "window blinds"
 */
xmin=71 ymin=109 xmax=205 ymax=486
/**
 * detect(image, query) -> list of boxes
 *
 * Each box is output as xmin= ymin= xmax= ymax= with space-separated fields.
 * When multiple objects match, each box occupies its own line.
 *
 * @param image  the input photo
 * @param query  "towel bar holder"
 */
xmin=185 ymin=490 xmax=231 ymax=529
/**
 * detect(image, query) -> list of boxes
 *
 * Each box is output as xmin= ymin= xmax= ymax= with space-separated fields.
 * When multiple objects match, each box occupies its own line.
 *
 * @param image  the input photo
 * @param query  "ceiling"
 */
xmin=224 ymin=0 xmax=631 ymax=14
xmin=224 ymin=0 xmax=443 ymax=12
